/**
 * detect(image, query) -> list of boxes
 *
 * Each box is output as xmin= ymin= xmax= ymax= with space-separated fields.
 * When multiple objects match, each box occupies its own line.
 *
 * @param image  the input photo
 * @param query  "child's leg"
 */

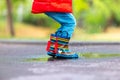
xmin=45 ymin=12 xmax=78 ymax=58
xmin=45 ymin=12 xmax=76 ymax=37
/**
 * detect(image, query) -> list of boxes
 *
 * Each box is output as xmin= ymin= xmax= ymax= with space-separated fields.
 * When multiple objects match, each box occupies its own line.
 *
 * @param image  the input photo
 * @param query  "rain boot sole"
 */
xmin=56 ymin=53 xmax=79 ymax=59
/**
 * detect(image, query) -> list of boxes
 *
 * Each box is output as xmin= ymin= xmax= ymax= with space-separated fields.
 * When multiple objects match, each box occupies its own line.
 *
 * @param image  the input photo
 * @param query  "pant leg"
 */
xmin=45 ymin=12 xmax=76 ymax=37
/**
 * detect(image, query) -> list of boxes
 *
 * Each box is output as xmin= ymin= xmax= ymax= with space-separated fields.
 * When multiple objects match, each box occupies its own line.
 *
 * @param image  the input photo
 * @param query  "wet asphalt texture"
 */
xmin=0 ymin=43 xmax=120 ymax=80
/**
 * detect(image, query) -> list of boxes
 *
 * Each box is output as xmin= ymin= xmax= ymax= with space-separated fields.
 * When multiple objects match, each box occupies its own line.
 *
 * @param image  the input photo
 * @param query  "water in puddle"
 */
xmin=25 ymin=53 xmax=120 ymax=62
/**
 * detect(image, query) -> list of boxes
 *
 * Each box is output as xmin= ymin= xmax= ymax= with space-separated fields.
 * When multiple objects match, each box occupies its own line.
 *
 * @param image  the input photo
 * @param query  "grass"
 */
xmin=0 ymin=21 xmax=120 ymax=41
xmin=72 ymin=27 xmax=120 ymax=42
xmin=0 ymin=20 xmax=11 ymax=38
xmin=14 ymin=23 xmax=53 ymax=40
xmin=0 ymin=22 xmax=55 ymax=40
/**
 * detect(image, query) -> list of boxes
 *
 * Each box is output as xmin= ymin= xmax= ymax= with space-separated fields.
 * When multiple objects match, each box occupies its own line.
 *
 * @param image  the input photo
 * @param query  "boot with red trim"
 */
xmin=46 ymin=34 xmax=58 ymax=57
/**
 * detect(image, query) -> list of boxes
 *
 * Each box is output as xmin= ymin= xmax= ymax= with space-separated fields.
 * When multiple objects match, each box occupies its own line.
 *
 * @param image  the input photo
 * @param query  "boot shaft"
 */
xmin=46 ymin=33 xmax=71 ymax=53
xmin=46 ymin=31 xmax=71 ymax=53
xmin=46 ymin=34 xmax=56 ymax=52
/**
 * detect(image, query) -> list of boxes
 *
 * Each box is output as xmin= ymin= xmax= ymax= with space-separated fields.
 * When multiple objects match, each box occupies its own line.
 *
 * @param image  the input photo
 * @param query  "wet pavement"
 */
xmin=0 ymin=43 xmax=120 ymax=80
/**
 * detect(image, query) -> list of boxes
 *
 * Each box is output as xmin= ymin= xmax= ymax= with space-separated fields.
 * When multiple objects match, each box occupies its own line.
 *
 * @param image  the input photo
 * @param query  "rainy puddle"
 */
xmin=24 ymin=53 xmax=120 ymax=62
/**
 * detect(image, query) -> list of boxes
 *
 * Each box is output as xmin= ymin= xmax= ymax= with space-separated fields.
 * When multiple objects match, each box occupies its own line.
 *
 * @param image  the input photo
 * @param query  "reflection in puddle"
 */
xmin=80 ymin=53 xmax=120 ymax=59
xmin=25 ymin=53 xmax=120 ymax=62
xmin=25 ymin=56 xmax=50 ymax=62
xmin=25 ymin=56 xmax=74 ymax=62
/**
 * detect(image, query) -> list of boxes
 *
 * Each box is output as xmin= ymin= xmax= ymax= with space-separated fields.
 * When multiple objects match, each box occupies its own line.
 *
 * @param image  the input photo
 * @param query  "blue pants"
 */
xmin=45 ymin=12 xmax=76 ymax=38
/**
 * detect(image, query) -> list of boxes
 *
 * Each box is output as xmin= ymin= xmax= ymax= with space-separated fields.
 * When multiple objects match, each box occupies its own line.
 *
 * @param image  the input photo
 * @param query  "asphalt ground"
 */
xmin=0 ymin=42 xmax=120 ymax=80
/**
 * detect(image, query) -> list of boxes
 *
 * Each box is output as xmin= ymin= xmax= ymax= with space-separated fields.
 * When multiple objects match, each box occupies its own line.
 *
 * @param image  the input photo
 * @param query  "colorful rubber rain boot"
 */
xmin=55 ymin=36 xmax=79 ymax=59
xmin=46 ymin=34 xmax=57 ymax=57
